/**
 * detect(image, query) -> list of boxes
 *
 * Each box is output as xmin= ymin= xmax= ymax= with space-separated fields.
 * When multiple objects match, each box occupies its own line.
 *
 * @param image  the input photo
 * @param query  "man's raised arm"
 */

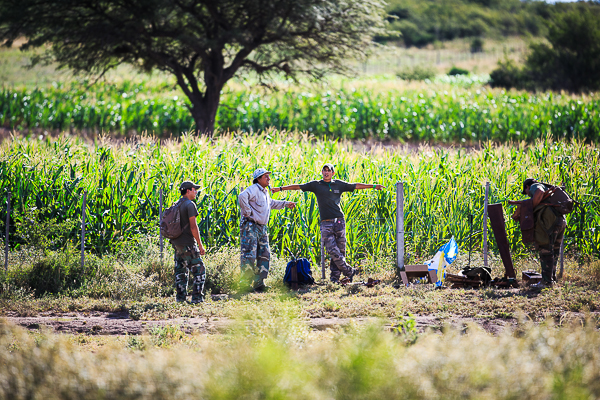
xmin=353 ymin=183 xmax=385 ymax=190
xmin=272 ymin=184 xmax=301 ymax=193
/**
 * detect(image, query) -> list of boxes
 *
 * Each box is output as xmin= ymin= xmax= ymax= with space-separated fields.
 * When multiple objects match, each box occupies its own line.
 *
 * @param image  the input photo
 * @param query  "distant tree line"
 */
xmin=378 ymin=0 xmax=597 ymax=48
xmin=490 ymin=3 xmax=600 ymax=93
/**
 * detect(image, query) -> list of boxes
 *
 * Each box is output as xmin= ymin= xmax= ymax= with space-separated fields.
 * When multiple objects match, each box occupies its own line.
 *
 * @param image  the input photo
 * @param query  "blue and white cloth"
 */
xmin=424 ymin=237 xmax=459 ymax=287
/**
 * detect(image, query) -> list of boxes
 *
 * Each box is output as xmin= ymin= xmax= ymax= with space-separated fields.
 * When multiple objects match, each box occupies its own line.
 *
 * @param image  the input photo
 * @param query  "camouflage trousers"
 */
xmin=321 ymin=218 xmax=353 ymax=282
xmin=537 ymin=217 xmax=567 ymax=284
xmin=240 ymin=220 xmax=270 ymax=288
xmin=173 ymin=244 xmax=206 ymax=303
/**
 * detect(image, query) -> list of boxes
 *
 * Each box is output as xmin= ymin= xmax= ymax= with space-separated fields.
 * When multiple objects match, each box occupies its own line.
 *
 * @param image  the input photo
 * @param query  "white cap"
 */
xmin=252 ymin=168 xmax=271 ymax=180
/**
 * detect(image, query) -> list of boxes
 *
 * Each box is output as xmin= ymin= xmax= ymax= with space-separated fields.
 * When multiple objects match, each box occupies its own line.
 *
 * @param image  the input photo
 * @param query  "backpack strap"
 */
xmin=179 ymin=197 xmax=191 ymax=231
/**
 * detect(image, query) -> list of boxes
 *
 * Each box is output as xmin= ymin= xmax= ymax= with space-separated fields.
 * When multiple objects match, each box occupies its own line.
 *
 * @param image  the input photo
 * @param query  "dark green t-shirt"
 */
xmin=299 ymin=180 xmax=356 ymax=220
xmin=169 ymin=197 xmax=199 ymax=246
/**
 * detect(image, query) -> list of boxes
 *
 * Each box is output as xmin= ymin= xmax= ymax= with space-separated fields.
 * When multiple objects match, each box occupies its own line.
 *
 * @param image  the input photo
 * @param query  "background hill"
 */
xmin=379 ymin=0 xmax=597 ymax=48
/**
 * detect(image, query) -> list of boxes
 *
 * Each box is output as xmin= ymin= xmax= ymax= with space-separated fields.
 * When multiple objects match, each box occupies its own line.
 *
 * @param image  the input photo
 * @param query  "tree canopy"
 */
xmin=490 ymin=3 xmax=600 ymax=93
xmin=0 ymin=0 xmax=386 ymax=135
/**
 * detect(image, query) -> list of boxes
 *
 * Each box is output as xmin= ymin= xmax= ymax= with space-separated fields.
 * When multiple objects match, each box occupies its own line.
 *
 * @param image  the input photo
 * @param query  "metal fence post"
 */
xmin=483 ymin=182 xmax=490 ymax=268
xmin=159 ymin=188 xmax=164 ymax=262
xmin=320 ymin=235 xmax=325 ymax=281
xmin=80 ymin=191 xmax=87 ymax=270
xmin=4 ymin=191 xmax=10 ymax=272
xmin=558 ymin=240 xmax=565 ymax=280
xmin=396 ymin=182 xmax=405 ymax=271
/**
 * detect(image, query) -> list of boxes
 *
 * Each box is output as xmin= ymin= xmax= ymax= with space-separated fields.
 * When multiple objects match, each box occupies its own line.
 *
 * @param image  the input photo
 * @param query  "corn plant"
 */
xmin=0 ymin=79 xmax=598 ymax=142
xmin=1 ymin=134 xmax=599 ymax=265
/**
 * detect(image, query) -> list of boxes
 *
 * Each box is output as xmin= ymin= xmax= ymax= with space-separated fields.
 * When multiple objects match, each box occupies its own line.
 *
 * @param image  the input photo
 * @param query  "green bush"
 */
xmin=489 ymin=58 xmax=526 ymax=90
xmin=26 ymin=247 xmax=111 ymax=296
xmin=490 ymin=4 xmax=600 ymax=93
xmin=470 ymin=37 xmax=484 ymax=53
xmin=448 ymin=66 xmax=469 ymax=76
xmin=15 ymin=208 xmax=77 ymax=253
xmin=396 ymin=65 xmax=436 ymax=81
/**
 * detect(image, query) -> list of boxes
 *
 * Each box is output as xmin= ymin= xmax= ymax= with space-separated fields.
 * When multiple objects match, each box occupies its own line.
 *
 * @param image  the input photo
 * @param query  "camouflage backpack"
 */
xmin=160 ymin=198 xmax=190 ymax=239
xmin=541 ymin=183 xmax=576 ymax=215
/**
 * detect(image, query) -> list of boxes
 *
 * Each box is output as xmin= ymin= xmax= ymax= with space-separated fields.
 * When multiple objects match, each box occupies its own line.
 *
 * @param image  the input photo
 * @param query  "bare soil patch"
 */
xmin=4 ymin=312 xmax=516 ymax=336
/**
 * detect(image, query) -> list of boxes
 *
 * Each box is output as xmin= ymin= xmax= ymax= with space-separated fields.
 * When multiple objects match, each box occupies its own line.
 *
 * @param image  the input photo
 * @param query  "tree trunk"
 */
xmin=190 ymin=93 xmax=220 ymax=137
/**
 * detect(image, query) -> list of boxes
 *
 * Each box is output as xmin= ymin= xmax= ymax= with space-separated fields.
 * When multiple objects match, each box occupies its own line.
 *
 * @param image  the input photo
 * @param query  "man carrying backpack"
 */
xmin=522 ymin=178 xmax=568 ymax=288
xmin=238 ymin=168 xmax=296 ymax=292
xmin=167 ymin=181 xmax=207 ymax=303
xmin=272 ymin=163 xmax=384 ymax=283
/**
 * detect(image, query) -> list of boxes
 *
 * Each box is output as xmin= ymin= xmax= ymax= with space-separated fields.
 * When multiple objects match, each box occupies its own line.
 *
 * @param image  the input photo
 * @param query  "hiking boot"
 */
xmin=348 ymin=267 xmax=361 ymax=283
xmin=188 ymin=296 xmax=205 ymax=304
xmin=253 ymin=285 xmax=270 ymax=293
xmin=530 ymin=281 xmax=552 ymax=289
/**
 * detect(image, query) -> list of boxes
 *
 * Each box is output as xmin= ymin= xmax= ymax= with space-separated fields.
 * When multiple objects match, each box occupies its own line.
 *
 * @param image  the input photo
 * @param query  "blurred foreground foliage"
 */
xmin=1 ymin=315 xmax=600 ymax=399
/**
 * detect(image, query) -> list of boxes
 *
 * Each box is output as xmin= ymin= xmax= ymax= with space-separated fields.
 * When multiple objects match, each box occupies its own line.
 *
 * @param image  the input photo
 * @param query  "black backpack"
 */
xmin=160 ymin=198 xmax=190 ymax=239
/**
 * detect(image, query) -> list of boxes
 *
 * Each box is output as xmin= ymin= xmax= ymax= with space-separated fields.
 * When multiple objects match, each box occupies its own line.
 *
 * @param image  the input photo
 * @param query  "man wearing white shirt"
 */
xmin=238 ymin=168 xmax=296 ymax=291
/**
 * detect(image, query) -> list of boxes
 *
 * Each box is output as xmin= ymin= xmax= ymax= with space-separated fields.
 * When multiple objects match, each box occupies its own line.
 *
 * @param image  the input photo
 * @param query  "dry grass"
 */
xmin=2 ymin=310 xmax=600 ymax=399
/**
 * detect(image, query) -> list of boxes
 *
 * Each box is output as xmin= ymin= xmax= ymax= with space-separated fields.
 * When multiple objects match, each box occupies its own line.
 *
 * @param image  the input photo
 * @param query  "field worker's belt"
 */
xmin=243 ymin=218 xmax=265 ymax=226
xmin=321 ymin=218 xmax=343 ymax=223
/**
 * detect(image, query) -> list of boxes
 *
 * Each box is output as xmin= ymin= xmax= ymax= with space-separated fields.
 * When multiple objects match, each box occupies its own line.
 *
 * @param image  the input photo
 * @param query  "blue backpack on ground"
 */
xmin=284 ymin=258 xmax=315 ymax=287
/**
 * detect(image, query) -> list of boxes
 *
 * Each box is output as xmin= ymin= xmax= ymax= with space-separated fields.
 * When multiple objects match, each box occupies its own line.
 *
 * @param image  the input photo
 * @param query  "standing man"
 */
xmin=272 ymin=163 xmax=384 ymax=283
xmin=522 ymin=178 xmax=567 ymax=288
xmin=238 ymin=168 xmax=296 ymax=292
xmin=170 ymin=181 xmax=207 ymax=303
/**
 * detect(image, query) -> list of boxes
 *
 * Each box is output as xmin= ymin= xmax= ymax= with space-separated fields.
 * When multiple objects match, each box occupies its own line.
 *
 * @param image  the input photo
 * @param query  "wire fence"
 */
xmin=1 ymin=183 xmax=596 ymax=276
xmin=351 ymin=43 xmax=528 ymax=75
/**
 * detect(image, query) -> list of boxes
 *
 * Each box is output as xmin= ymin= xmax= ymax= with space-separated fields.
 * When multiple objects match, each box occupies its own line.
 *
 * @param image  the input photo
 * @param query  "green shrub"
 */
xmin=490 ymin=4 xmax=600 ymax=93
xmin=489 ymin=58 xmax=527 ymax=89
xmin=396 ymin=65 xmax=436 ymax=81
xmin=448 ymin=66 xmax=469 ymax=76
xmin=26 ymin=247 xmax=110 ymax=296
xmin=470 ymin=37 xmax=484 ymax=53
xmin=15 ymin=208 xmax=77 ymax=253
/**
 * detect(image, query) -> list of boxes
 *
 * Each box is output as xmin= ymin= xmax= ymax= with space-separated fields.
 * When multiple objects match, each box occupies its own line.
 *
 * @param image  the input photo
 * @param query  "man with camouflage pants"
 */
xmin=170 ymin=181 xmax=207 ymax=303
xmin=238 ymin=168 xmax=296 ymax=291
xmin=272 ymin=163 xmax=384 ymax=283
xmin=523 ymin=178 xmax=567 ymax=288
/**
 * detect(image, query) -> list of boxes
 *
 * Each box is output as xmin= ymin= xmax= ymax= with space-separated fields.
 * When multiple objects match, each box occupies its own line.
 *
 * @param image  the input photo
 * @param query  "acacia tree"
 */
xmin=0 ymin=0 xmax=386 ymax=135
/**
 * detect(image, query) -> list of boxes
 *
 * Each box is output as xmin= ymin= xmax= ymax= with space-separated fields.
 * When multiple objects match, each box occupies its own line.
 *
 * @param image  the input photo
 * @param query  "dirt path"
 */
xmin=3 ymin=312 xmax=515 ymax=336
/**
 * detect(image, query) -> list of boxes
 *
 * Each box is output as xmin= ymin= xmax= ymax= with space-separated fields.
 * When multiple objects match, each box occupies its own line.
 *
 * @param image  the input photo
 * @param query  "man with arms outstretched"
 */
xmin=272 ymin=163 xmax=384 ymax=283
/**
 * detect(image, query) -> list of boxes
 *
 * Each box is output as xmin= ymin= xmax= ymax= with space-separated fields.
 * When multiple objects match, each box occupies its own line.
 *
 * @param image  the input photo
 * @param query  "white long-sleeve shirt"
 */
xmin=238 ymin=183 xmax=288 ymax=225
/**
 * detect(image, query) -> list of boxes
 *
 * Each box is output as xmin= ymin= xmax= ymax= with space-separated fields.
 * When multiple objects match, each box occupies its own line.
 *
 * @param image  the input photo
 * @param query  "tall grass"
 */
xmin=2 ymin=317 xmax=600 ymax=399
xmin=1 ymin=133 xmax=599 ymax=265
xmin=1 ymin=79 xmax=598 ymax=142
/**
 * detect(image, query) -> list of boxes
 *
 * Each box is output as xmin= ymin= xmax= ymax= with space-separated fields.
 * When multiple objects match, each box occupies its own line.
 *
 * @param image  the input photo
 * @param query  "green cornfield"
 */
xmin=0 ymin=78 xmax=598 ymax=142
xmin=1 ymin=133 xmax=598 ymax=264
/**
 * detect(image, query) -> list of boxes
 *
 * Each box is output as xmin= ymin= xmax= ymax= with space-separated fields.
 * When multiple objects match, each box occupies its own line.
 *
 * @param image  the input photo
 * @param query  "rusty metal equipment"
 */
xmin=487 ymin=203 xmax=517 ymax=279
xmin=522 ymin=270 xmax=542 ymax=285
xmin=446 ymin=273 xmax=484 ymax=289
xmin=399 ymin=265 xmax=438 ymax=286
xmin=446 ymin=266 xmax=491 ymax=289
